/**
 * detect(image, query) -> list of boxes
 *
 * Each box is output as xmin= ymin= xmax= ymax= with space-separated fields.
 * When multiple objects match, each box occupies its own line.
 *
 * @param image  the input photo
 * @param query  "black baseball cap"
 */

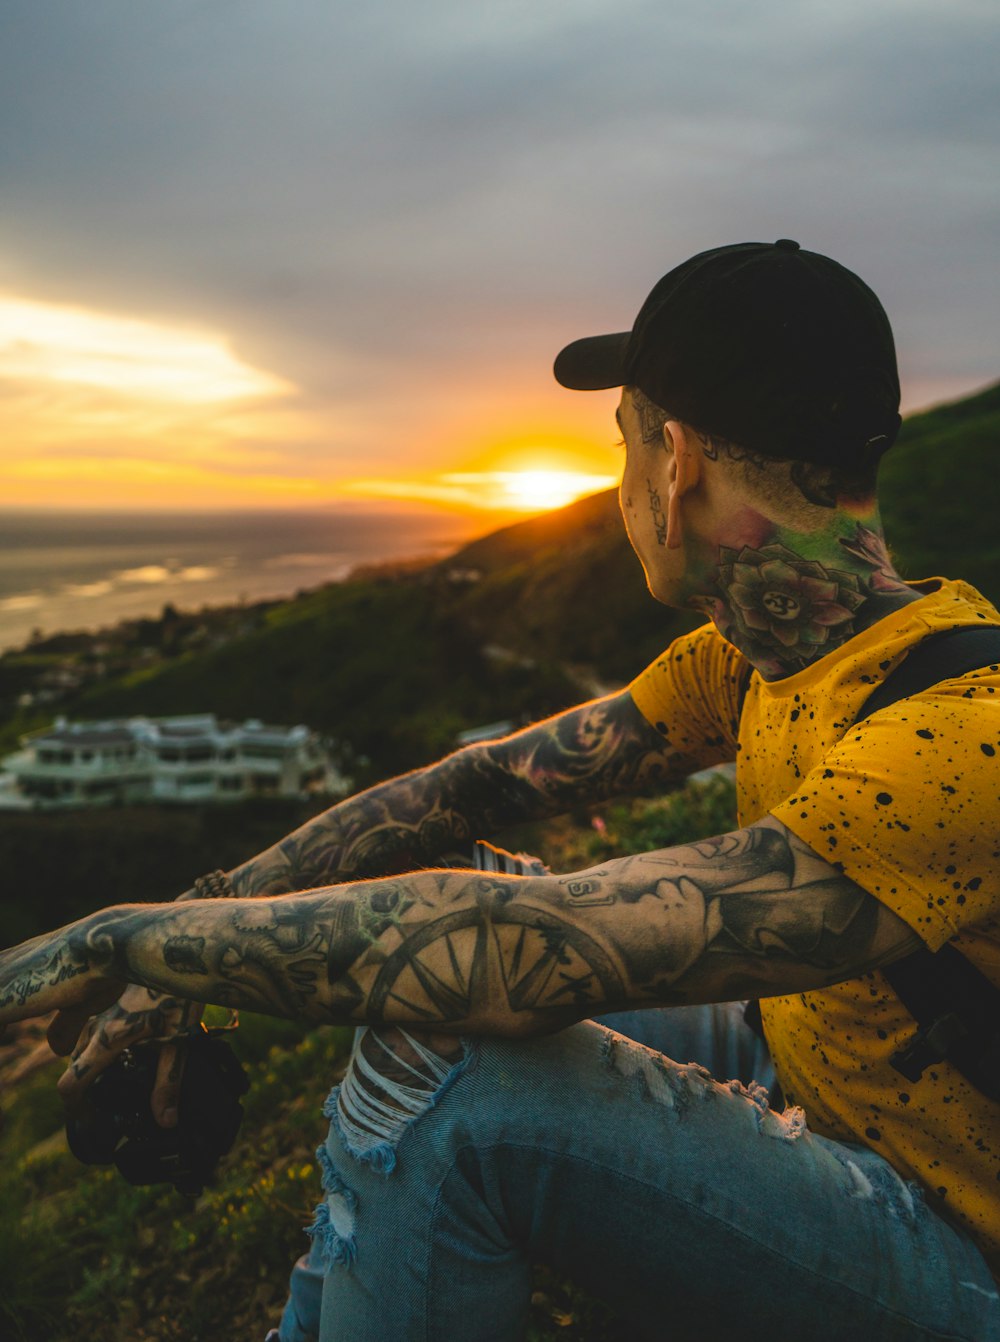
xmin=553 ymin=239 xmax=902 ymax=468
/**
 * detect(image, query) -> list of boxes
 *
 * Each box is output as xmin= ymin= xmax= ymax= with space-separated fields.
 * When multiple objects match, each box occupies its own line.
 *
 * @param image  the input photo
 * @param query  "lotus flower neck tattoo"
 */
xmin=694 ymin=522 xmax=919 ymax=680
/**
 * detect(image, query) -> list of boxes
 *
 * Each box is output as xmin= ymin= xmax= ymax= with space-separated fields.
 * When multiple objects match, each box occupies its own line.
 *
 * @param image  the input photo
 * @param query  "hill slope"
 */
xmin=879 ymin=378 xmax=1000 ymax=591
xmin=439 ymin=488 xmax=698 ymax=680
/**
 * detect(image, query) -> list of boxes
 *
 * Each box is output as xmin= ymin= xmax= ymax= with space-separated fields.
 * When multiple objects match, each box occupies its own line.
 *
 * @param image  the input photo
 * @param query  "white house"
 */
xmin=0 ymin=714 xmax=347 ymax=809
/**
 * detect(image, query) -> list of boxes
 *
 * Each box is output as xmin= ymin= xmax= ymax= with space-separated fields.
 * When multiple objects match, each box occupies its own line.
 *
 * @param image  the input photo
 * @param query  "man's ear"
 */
xmin=663 ymin=421 xmax=702 ymax=550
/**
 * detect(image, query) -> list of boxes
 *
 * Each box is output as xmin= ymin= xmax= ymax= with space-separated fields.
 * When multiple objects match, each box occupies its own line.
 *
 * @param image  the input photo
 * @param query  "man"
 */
xmin=2 ymin=240 xmax=998 ymax=1340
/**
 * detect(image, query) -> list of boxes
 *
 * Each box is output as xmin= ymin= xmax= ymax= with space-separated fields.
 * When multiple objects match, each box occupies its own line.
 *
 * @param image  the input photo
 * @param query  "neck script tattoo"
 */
xmin=646 ymin=478 xmax=667 ymax=546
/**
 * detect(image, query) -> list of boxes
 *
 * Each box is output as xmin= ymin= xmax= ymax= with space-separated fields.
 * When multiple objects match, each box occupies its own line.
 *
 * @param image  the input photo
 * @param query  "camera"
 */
xmin=66 ymin=1030 xmax=249 ymax=1197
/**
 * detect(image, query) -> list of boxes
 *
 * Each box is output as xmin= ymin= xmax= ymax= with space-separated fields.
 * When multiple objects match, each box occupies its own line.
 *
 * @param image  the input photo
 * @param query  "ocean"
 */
xmin=0 ymin=509 xmax=483 ymax=654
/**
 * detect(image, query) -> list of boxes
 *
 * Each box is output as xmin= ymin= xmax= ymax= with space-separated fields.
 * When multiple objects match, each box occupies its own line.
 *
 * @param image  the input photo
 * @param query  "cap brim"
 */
xmin=553 ymin=332 xmax=630 ymax=390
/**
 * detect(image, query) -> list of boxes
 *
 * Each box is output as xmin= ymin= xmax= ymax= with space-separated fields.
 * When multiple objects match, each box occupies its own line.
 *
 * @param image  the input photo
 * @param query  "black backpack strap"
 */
xmin=883 ymin=944 xmax=1000 ymax=1101
xmin=853 ymin=625 xmax=1000 ymax=724
xmin=735 ymin=659 xmax=755 ymax=728
xmin=852 ymin=624 xmax=1000 ymax=1099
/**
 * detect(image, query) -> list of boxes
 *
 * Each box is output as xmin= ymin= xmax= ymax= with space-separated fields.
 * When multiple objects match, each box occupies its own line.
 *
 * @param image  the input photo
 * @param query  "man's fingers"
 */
xmin=57 ymin=1045 xmax=107 ymax=1110
xmin=150 ymin=999 xmax=206 ymax=1127
xmin=56 ymin=1013 xmax=144 ymax=1110
xmin=152 ymin=1043 xmax=186 ymax=1128
xmin=48 ymin=1006 xmax=94 ymax=1057
xmin=53 ymin=988 xmax=205 ymax=1118
xmin=48 ymin=983 xmax=128 ymax=1055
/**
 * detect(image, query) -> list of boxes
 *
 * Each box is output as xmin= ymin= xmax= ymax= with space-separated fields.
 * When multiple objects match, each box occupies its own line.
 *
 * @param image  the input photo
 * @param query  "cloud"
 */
xmin=0 ymin=290 xmax=312 ymax=499
xmin=0 ymin=293 xmax=293 ymax=402
xmin=0 ymin=0 xmax=997 ymax=507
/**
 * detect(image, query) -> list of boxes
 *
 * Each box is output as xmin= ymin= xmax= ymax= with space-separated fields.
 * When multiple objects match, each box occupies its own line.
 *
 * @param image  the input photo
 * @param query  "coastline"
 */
xmin=0 ymin=508 xmax=484 ymax=656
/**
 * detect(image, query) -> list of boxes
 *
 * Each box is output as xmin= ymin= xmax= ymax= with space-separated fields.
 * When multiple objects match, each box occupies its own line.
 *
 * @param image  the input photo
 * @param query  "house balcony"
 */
xmin=3 ymin=750 xmax=151 ymax=784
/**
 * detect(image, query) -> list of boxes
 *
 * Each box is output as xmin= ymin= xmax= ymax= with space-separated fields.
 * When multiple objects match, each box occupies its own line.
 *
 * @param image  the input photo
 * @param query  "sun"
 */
xmin=342 ymin=466 xmax=618 ymax=514
xmin=482 ymin=467 xmax=618 ymax=513
xmin=500 ymin=469 xmax=610 ymax=511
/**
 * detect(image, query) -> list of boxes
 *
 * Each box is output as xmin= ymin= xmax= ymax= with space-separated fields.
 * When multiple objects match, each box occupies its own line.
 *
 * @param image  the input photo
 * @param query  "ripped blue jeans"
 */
xmin=276 ymin=1007 xmax=999 ymax=1341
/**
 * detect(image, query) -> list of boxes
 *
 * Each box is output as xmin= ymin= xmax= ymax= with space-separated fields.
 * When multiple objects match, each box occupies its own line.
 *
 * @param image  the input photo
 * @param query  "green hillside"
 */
xmin=879 ymin=378 xmax=1000 ymax=594
xmin=62 ymin=578 xmax=582 ymax=782
xmin=434 ymin=489 xmax=698 ymax=680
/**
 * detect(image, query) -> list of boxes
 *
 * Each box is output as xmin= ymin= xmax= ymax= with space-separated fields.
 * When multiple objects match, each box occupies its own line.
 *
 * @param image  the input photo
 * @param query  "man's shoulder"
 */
xmin=648 ymin=618 xmax=747 ymax=672
xmin=906 ymin=577 xmax=1000 ymax=628
xmin=629 ymin=621 xmax=747 ymax=763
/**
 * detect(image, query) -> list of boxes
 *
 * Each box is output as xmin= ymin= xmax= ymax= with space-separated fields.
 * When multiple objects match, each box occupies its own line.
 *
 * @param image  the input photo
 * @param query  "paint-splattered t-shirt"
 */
xmin=630 ymin=578 xmax=1000 ymax=1276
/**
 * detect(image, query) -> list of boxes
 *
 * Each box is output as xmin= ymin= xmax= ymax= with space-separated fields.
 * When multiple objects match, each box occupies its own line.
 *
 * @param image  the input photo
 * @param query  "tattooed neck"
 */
xmin=688 ymin=514 xmax=922 ymax=680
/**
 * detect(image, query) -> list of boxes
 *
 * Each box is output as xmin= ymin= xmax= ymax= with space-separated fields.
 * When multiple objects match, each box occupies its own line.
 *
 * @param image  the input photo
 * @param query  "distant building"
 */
xmin=0 ymin=713 xmax=348 ymax=810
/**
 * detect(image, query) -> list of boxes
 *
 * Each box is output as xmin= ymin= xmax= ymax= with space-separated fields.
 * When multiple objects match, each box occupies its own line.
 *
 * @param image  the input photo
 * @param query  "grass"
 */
xmin=0 ymin=773 xmax=737 ymax=1341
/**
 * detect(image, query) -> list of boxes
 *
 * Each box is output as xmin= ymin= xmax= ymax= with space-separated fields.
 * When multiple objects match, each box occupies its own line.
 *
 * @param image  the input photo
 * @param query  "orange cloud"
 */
xmin=0 ymin=294 xmax=294 ymax=402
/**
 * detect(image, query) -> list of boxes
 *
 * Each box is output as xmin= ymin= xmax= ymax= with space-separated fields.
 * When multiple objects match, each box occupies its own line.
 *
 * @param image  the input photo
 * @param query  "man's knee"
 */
xmin=307 ymin=1027 xmax=474 ymax=1270
xmin=330 ymin=1026 xmax=471 ymax=1171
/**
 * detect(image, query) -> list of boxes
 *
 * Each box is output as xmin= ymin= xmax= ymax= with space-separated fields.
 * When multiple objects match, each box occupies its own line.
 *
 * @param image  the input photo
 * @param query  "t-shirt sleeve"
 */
xmin=772 ymin=675 xmax=1000 ymax=949
xmin=629 ymin=621 xmax=749 ymax=773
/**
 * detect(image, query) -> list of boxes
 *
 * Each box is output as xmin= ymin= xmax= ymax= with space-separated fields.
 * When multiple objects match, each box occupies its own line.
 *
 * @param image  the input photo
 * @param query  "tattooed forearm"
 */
xmin=0 ymin=916 xmax=124 ymax=1023
xmin=227 ymin=690 xmax=685 ymax=898
xmin=1 ymin=817 xmax=920 ymax=1037
xmin=582 ymin=823 xmax=909 ymax=1003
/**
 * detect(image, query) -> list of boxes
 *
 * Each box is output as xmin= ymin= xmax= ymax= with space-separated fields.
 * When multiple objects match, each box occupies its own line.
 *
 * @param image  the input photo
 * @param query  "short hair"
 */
xmin=628 ymin=386 xmax=879 ymax=514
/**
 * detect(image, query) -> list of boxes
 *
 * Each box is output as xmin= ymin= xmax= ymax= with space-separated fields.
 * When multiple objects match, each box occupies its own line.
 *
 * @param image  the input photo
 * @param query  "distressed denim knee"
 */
xmin=307 ymin=1026 xmax=475 ymax=1267
xmin=599 ymin=1026 xmax=804 ymax=1141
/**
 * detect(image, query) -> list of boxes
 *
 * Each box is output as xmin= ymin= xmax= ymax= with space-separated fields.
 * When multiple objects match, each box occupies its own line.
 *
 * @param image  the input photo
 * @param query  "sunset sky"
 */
xmin=1 ymin=0 xmax=998 ymax=517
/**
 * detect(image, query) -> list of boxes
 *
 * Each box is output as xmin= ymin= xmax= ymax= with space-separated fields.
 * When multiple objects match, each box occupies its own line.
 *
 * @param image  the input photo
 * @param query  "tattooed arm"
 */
xmin=4 ymin=817 xmax=919 ymax=1044
xmin=224 ymin=689 xmax=688 ymax=896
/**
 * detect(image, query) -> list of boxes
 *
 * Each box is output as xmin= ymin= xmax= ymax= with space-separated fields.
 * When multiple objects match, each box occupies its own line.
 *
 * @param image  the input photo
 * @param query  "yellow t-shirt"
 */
xmin=630 ymin=578 xmax=1000 ymax=1275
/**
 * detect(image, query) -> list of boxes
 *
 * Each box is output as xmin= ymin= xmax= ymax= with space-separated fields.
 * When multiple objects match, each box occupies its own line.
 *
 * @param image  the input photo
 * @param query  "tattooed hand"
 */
xmin=52 ymin=985 xmax=204 ymax=1124
xmin=44 ymin=882 xmax=207 ymax=1124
